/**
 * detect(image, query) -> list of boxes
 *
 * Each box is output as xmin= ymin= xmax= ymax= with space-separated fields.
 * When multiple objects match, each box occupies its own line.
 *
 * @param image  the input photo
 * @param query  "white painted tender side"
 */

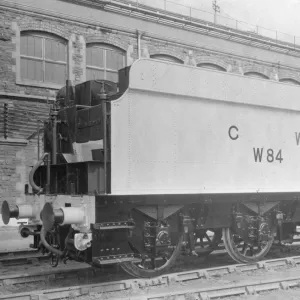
xmin=110 ymin=59 xmax=300 ymax=195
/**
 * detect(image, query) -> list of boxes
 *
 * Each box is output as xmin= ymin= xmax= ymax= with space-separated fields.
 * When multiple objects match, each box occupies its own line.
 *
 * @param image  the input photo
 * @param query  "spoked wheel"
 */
xmin=120 ymin=208 xmax=184 ymax=278
xmin=223 ymin=227 xmax=275 ymax=264
xmin=121 ymin=232 xmax=183 ymax=278
xmin=194 ymin=229 xmax=222 ymax=256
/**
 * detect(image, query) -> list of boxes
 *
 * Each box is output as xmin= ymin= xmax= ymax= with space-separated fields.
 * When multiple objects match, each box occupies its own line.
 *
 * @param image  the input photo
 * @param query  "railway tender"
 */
xmin=2 ymin=58 xmax=300 ymax=277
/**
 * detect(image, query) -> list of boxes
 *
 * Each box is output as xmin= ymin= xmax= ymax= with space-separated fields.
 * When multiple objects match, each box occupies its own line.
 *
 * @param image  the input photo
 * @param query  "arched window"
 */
xmin=151 ymin=54 xmax=183 ymax=64
xmin=197 ymin=63 xmax=226 ymax=72
xmin=279 ymin=78 xmax=300 ymax=85
xmin=244 ymin=72 xmax=269 ymax=79
xmin=86 ymin=44 xmax=125 ymax=82
xmin=20 ymin=32 xmax=67 ymax=84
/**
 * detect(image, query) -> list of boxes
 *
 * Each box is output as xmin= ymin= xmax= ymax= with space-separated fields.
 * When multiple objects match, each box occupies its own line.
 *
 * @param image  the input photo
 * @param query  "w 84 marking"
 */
xmin=253 ymin=148 xmax=283 ymax=163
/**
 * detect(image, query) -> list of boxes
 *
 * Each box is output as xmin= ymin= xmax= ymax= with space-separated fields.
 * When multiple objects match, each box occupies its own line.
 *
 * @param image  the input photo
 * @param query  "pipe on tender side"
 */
xmin=29 ymin=152 xmax=49 ymax=193
xmin=52 ymin=114 xmax=57 ymax=165
xmin=40 ymin=226 xmax=64 ymax=257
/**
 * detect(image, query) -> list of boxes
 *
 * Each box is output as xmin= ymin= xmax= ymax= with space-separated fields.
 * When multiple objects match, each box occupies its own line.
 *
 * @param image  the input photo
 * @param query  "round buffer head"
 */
xmin=1 ymin=201 xmax=19 ymax=225
xmin=41 ymin=203 xmax=64 ymax=232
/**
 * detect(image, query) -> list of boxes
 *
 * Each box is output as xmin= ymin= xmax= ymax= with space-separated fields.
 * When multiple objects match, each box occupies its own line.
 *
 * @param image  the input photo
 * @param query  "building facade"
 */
xmin=1 ymin=0 xmax=300 ymax=208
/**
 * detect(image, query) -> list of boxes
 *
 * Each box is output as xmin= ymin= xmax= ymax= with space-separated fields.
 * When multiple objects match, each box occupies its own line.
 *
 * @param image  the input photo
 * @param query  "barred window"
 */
xmin=244 ymin=72 xmax=269 ymax=79
xmin=197 ymin=63 xmax=226 ymax=72
xmin=20 ymin=32 xmax=67 ymax=85
xmin=151 ymin=54 xmax=183 ymax=64
xmin=279 ymin=78 xmax=300 ymax=85
xmin=86 ymin=44 xmax=125 ymax=82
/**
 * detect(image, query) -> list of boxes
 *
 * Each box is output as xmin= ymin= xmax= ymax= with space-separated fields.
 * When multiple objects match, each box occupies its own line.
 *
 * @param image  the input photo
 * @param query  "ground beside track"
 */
xmin=0 ymin=226 xmax=32 ymax=252
xmin=58 ymin=264 xmax=300 ymax=300
xmin=1 ymin=225 xmax=300 ymax=299
xmin=1 ymin=243 xmax=300 ymax=298
xmin=228 ymin=289 xmax=300 ymax=300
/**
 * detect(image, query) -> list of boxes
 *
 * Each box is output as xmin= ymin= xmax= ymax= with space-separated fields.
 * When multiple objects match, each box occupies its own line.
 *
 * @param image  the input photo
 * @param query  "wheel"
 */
xmin=121 ymin=232 xmax=183 ymax=278
xmin=223 ymin=227 xmax=275 ymax=264
xmin=194 ymin=229 xmax=222 ymax=256
xmin=120 ymin=209 xmax=184 ymax=278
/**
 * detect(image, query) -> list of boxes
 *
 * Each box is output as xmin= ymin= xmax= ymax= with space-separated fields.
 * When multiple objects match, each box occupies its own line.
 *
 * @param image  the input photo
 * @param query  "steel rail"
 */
xmin=0 ymin=252 xmax=50 ymax=267
xmin=2 ymin=255 xmax=300 ymax=300
xmin=0 ymin=249 xmax=38 ymax=258
xmin=0 ymin=264 xmax=92 ymax=286
xmin=120 ymin=276 xmax=300 ymax=300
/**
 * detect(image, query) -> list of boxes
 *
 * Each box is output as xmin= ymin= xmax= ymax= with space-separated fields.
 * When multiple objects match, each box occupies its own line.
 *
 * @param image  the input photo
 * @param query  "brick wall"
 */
xmin=2 ymin=6 xmax=300 ymax=99
xmin=0 ymin=98 xmax=48 ymax=207
xmin=0 ymin=140 xmax=37 ymax=207
xmin=1 ymin=2 xmax=300 ymax=208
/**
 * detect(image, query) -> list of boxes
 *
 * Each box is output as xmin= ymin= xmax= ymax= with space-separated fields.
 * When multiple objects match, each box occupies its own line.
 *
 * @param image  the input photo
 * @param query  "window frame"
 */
xmin=244 ymin=71 xmax=269 ymax=80
xmin=86 ymin=43 xmax=126 ymax=81
xmin=197 ymin=63 xmax=227 ymax=72
xmin=17 ymin=31 xmax=68 ymax=89
xmin=279 ymin=78 xmax=300 ymax=85
xmin=150 ymin=54 xmax=183 ymax=64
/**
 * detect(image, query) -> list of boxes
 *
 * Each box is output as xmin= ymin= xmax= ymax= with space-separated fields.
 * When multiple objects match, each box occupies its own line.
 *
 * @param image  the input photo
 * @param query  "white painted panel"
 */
xmin=111 ymin=60 xmax=300 ymax=195
xmin=111 ymin=93 xmax=131 ymax=192
xmin=129 ymin=59 xmax=300 ymax=112
xmin=111 ymin=89 xmax=300 ymax=194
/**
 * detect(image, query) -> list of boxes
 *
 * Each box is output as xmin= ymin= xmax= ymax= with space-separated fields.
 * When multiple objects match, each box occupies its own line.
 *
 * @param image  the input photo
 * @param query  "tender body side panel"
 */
xmin=110 ymin=60 xmax=300 ymax=195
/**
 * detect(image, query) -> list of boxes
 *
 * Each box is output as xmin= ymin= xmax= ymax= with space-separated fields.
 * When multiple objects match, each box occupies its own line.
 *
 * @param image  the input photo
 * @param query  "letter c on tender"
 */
xmin=229 ymin=126 xmax=239 ymax=140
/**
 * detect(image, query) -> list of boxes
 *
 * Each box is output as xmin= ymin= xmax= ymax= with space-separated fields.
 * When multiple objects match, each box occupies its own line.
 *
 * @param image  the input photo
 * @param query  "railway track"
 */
xmin=1 ymin=255 xmax=300 ymax=299
xmin=0 ymin=249 xmax=50 ymax=267
xmin=0 ymin=236 xmax=299 ymax=299
xmin=0 ymin=264 xmax=94 ymax=286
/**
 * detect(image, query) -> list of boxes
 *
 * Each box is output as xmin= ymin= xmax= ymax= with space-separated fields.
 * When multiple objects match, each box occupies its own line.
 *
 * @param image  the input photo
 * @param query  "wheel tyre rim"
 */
xmin=222 ymin=227 xmax=274 ymax=264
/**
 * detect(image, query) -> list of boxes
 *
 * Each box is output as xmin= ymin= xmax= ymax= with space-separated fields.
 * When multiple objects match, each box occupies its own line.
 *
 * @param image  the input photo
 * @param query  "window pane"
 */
xmin=280 ymin=79 xmax=300 ymax=85
xmin=20 ymin=33 xmax=67 ymax=84
xmin=20 ymin=36 xmax=28 ymax=55
xmin=86 ymin=47 xmax=92 ymax=65
xmin=106 ymin=71 xmax=118 ymax=82
xmin=93 ymin=48 xmax=104 ymax=67
xmin=45 ymin=38 xmax=56 ymax=61
xmin=27 ymin=36 xmax=35 ymax=57
xmin=86 ymin=46 xmax=104 ymax=68
xmin=58 ymin=42 xmax=66 ymax=61
xmin=45 ymin=62 xmax=66 ymax=84
xmin=106 ymin=50 xmax=124 ymax=71
xmin=244 ymin=72 xmax=268 ymax=79
xmin=198 ymin=63 xmax=226 ymax=71
xmin=20 ymin=35 xmax=42 ymax=58
xmin=33 ymin=36 xmax=42 ymax=58
xmin=20 ymin=57 xmax=27 ymax=79
xmin=45 ymin=39 xmax=66 ymax=62
xmin=21 ymin=58 xmax=43 ymax=81
xmin=86 ymin=68 xmax=104 ymax=81
xmin=151 ymin=55 xmax=182 ymax=64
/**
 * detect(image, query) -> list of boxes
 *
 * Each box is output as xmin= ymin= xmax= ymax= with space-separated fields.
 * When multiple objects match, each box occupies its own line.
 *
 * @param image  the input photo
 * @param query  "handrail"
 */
xmin=114 ymin=0 xmax=300 ymax=48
